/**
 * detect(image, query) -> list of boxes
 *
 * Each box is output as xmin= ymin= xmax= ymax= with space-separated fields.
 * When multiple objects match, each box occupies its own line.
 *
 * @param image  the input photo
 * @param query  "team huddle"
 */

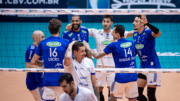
xmin=25 ymin=15 xmax=162 ymax=101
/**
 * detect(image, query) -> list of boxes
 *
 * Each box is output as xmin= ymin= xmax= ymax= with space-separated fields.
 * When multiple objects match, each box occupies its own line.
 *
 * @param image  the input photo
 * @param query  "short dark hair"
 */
xmin=71 ymin=15 xmax=81 ymax=20
xmin=72 ymin=42 xmax=84 ymax=52
xmin=114 ymin=25 xmax=125 ymax=37
xmin=103 ymin=15 xmax=113 ymax=21
xmin=48 ymin=18 xmax=61 ymax=34
xmin=59 ymin=73 xmax=74 ymax=84
xmin=135 ymin=15 xmax=141 ymax=19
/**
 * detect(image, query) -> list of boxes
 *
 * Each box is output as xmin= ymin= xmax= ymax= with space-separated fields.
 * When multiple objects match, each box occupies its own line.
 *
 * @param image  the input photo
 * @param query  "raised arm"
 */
xmin=83 ymin=41 xmax=106 ymax=59
xmin=64 ymin=41 xmax=76 ymax=66
xmin=140 ymin=15 xmax=161 ymax=38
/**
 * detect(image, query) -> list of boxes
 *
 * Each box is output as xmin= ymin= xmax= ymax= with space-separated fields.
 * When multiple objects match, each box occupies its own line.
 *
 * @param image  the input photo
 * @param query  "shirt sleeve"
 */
xmin=103 ymin=43 xmax=115 ymax=55
xmin=25 ymin=49 xmax=35 ymax=62
xmin=59 ymin=93 xmax=67 ymax=101
xmin=90 ymin=60 xmax=95 ymax=75
xmin=124 ymin=31 xmax=128 ymax=38
xmin=35 ymin=41 xmax=42 ymax=56
xmin=147 ymin=29 xmax=154 ymax=39
xmin=86 ymin=91 xmax=98 ymax=101
xmin=61 ymin=32 xmax=69 ymax=41
xmin=88 ymin=29 xmax=97 ymax=37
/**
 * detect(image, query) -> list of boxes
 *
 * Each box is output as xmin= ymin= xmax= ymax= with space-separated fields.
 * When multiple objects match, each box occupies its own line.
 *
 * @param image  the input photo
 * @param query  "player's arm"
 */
xmin=26 ymin=62 xmax=44 ymax=69
xmin=86 ymin=91 xmax=98 ymax=101
xmin=83 ymin=41 xmax=106 ymax=59
xmin=31 ymin=54 xmax=43 ymax=66
xmin=140 ymin=15 xmax=161 ymax=38
xmin=91 ymin=75 xmax=100 ymax=101
xmin=125 ymin=30 xmax=135 ymax=38
xmin=64 ymin=41 xmax=76 ymax=66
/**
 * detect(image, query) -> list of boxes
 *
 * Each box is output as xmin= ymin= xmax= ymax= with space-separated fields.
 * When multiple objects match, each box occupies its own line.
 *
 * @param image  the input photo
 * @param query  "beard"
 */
xmin=103 ymin=25 xmax=110 ymax=30
xmin=69 ymin=85 xmax=74 ymax=96
xmin=72 ymin=24 xmax=80 ymax=30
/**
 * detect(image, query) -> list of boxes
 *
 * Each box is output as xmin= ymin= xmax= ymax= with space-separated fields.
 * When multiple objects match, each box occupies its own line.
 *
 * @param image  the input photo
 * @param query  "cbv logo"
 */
xmin=111 ymin=0 xmax=176 ymax=9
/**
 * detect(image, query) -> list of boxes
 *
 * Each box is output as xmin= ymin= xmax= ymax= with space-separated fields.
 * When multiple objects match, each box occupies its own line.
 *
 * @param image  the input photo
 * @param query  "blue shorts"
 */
xmin=26 ymin=73 xmax=44 ymax=91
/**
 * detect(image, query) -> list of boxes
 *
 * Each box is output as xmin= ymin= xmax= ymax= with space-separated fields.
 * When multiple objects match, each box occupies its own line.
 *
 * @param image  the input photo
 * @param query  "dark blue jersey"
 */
xmin=25 ymin=44 xmax=43 ymax=90
xmin=133 ymin=28 xmax=161 ymax=69
xmin=62 ymin=26 xmax=89 ymax=43
xmin=36 ymin=36 xmax=69 ymax=86
xmin=104 ymin=38 xmax=137 ymax=83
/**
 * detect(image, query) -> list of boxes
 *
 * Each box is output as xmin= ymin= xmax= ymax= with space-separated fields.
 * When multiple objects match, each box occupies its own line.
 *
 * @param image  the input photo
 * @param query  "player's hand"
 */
xmin=83 ymin=41 xmax=90 ymax=49
xmin=66 ymin=23 xmax=72 ymax=31
xmin=70 ymin=41 xmax=77 ymax=46
xmin=139 ymin=15 xmax=148 ymax=24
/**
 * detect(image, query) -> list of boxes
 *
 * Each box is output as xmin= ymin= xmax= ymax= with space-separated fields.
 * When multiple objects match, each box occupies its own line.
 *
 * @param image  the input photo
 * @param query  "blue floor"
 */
xmin=0 ymin=22 xmax=180 ymax=69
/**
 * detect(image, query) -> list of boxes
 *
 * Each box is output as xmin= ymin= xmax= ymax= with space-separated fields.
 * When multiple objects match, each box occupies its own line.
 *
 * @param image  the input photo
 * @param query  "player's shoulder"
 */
xmin=83 ymin=57 xmax=94 ymax=63
xmin=63 ymin=30 xmax=71 ymax=34
xmin=27 ymin=44 xmax=36 ymax=50
xmin=80 ymin=26 xmax=88 ymax=30
xmin=59 ymin=93 xmax=68 ymax=100
xmin=79 ymin=86 xmax=92 ymax=94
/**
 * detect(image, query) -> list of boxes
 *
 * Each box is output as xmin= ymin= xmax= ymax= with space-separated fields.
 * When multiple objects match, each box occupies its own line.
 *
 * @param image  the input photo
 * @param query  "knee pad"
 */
xmin=147 ymin=87 xmax=156 ymax=101
xmin=100 ymin=91 xmax=104 ymax=101
xmin=137 ymin=95 xmax=147 ymax=101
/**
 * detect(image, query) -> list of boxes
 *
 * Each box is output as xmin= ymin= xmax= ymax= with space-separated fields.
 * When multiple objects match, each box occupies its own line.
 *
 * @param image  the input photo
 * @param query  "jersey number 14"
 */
xmin=124 ymin=48 xmax=132 ymax=57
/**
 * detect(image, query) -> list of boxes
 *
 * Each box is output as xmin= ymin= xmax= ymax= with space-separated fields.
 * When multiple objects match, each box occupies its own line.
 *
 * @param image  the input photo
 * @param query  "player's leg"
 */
xmin=125 ymin=81 xmax=138 ymax=101
xmin=30 ymin=87 xmax=44 ymax=101
xmin=137 ymin=73 xmax=147 ymax=101
xmin=146 ymin=73 xmax=161 ymax=101
xmin=42 ymin=86 xmax=56 ymax=101
xmin=107 ymin=72 xmax=115 ymax=101
xmin=54 ymin=86 xmax=64 ymax=100
xmin=110 ymin=81 xmax=125 ymax=101
xmin=96 ymin=65 xmax=107 ymax=101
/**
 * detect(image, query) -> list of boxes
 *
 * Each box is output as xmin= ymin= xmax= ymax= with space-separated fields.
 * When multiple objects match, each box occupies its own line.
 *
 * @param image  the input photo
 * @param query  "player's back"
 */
xmin=25 ymin=44 xmax=43 ymax=89
xmin=36 ymin=36 xmax=69 ymax=86
xmin=133 ymin=28 xmax=161 ymax=69
xmin=61 ymin=26 xmax=89 ymax=43
xmin=110 ymin=38 xmax=137 ymax=83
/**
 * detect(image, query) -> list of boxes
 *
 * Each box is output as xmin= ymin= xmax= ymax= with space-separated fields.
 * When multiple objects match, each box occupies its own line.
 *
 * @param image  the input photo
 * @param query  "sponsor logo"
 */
xmin=79 ymin=82 xmax=88 ymax=86
xmin=101 ymin=40 xmax=111 ymax=45
xmin=87 ymin=68 xmax=90 ymax=72
xmin=80 ymin=77 xmax=87 ymax=79
xmin=55 ymin=63 xmax=62 ymax=67
xmin=149 ymin=81 xmax=153 ymax=83
xmin=106 ymin=70 xmax=115 ymax=73
xmin=111 ymin=0 xmax=176 ymax=9
xmin=68 ymin=32 xmax=73 ymax=37
xmin=143 ymin=33 xmax=146 ymax=35
xmin=130 ymin=62 xmax=134 ymax=66
xmin=82 ymin=30 xmax=87 ymax=34
xmin=135 ymin=44 xmax=144 ymax=49
xmin=163 ymin=71 xmax=171 ymax=73
xmin=134 ymin=33 xmax=137 ymax=37
xmin=120 ymin=42 xmax=132 ymax=48
xmin=46 ymin=42 xmax=61 ymax=47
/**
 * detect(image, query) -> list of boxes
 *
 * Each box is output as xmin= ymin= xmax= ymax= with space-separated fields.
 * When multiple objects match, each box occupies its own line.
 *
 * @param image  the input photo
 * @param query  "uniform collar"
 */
xmin=118 ymin=38 xmax=126 ymax=42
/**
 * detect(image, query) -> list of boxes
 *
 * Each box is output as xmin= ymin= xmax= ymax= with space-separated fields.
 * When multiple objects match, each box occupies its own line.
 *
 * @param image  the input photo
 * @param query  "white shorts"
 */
xmin=96 ymin=65 xmax=115 ymax=87
xmin=110 ymin=81 xmax=139 ymax=99
xmin=42 ymin=86 xmax=63 ymax=100
xmin=30 ymin=87 xmax=44 ymax=101
xmin=142 ymin=73 xmax=161 ymax=86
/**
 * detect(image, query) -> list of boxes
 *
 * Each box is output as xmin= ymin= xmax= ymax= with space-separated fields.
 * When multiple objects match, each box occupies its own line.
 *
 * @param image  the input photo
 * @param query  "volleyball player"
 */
xmin=133 ymin=15 xmax=161 ymax=101
xmin=31 ymin=18 xmax=69 ymax=101
xmin=63 ymin=41 xmax=100 ymax=100
xmin=83 ymin=25 xmax=138 ymax=101
xmin=59 ymin=73 xmax=98 ymax=101
xmin=25 ymin=30 xmax=45 ymax=101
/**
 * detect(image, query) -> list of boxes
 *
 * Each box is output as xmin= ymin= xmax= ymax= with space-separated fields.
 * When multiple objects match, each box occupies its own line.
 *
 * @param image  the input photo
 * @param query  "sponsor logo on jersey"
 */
xmin=101 ymin=40 xmax=111 ymax=45
xmin=80 ymin=77 xmax=87 ymax=79
xmin=87 ymin=68 xmax=90 ymax=72
xmin=46 ymin=42 xmax=61 ymax=47
xmin=82 ymin=30 xmax=87 ymax=34
xmin=68 ymin=32 xmax=73 ymax=37
xmin=120 ymin=42 xmax=132 ymax=48
xmin=135 ymin=44 xmax=144 ymax=49
xmin=134 ymin=33 xmax=137 ymax=37
xmin=55 ymin=63 xmax=62 ymax=67
xmin=143 ymin=32 xmax=146 ymax=35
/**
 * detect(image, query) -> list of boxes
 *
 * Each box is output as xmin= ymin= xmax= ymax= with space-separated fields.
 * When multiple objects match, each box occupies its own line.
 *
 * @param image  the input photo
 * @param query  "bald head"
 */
xmin=32 ymin=30 xmax=45 ymax=44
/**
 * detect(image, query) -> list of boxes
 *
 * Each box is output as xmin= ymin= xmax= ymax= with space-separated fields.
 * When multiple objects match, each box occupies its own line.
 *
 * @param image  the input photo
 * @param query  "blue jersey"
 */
xmin=104 ymin=38 xmax=137 ymax=83
xmin=133 ymin=28 xmax=161 ymax=69
xmin=36 ymin=36 xmax=69 ymax=86
xmin=25 ymin=44 xmax=43 ymax=90
xmin=62 ymin=26 xmax=89 ymax=43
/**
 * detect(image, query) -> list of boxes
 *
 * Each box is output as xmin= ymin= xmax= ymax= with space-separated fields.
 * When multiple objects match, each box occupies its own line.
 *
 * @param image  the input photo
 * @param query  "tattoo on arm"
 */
xmin=93 ymin=86 xmax=100 ymax=101
xmin=88 ymin=49 xmax=106 ymax=59
xmin=35 ymin=60 xmax=44 ymax=66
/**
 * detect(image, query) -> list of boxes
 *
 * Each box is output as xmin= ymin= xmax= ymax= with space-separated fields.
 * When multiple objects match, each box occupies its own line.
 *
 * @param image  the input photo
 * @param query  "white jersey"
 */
xmin=59 ymin=86 xmax=98 ymax=101
xmin=88 ymin=29 xmax=128 ymax=67
xmin=63 ymin=57 xmax=95 ymax=92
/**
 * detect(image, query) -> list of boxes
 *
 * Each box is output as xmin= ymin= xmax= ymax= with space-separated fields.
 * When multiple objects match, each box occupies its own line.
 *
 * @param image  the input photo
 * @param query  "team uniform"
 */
xmin=59 ymin=86 xmax=98 ymax=101
xmin=63 ymin=57 xmax=96 ymax=93
xmin=103 ymin=38 xmax=138 ymax=99
xmin=62 ymin=26 xmax=89 ymax=42
xmin=88 ymin=28 xmax=128 ymax=87
xmin=35 ymin=36 xmax=69 ymax=100
xmin=25 ymin=44 xmax=44 ymax=101
xmin=133 ymin=28 xmax=161 ymax=86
